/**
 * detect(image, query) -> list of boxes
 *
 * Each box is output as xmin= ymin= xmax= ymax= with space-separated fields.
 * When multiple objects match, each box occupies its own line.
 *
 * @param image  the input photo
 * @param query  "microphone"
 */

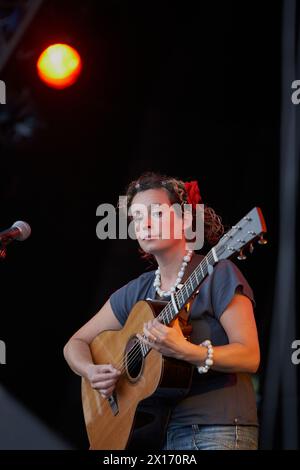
xmin=0 ymin=221 xmax=31 ymax=243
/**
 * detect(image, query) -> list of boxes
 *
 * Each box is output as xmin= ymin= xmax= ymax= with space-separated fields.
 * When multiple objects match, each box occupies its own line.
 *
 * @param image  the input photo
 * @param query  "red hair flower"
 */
xmin=184 ymin=180 xmax=202 ymax=209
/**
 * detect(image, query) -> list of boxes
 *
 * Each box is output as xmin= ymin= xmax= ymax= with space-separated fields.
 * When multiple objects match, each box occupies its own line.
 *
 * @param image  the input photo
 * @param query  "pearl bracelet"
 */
xmin=197 ymin=339 xmax=214 ymax=374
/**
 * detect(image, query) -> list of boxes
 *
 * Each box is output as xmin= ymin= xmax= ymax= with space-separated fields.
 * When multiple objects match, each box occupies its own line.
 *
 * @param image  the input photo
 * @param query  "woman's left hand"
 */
xmin=137 ymin=318 xmax=189 ymax=360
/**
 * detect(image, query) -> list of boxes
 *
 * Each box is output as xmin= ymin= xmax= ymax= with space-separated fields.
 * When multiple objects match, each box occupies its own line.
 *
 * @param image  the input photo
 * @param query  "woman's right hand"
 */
xmin=86 ymin=364 xmax=121 ymax=399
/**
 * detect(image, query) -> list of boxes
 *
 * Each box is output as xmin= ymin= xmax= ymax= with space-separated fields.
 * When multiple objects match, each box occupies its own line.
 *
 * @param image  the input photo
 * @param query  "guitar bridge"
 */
xmin=107 ymin=393 xmax=119 ymax=416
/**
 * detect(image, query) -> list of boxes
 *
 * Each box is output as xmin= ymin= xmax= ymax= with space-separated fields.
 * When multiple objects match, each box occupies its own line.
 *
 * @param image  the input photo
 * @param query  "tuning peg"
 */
xmin=237 ymin=249 xmax=247 ymax=260
xmin=249 ymin=243 xmax=254 ymax=254
xmin=258 ymin=235 xmax=268 ymax=245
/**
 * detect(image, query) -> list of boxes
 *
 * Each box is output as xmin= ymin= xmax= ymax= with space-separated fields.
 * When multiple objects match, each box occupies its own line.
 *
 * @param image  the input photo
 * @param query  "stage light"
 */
xmin=37 ymin=44 xmax=82 ymax=89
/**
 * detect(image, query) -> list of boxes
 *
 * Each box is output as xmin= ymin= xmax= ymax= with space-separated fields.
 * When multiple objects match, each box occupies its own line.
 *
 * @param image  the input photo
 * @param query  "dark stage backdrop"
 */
xmin=0 ymin=0 xmax=294 ymax=450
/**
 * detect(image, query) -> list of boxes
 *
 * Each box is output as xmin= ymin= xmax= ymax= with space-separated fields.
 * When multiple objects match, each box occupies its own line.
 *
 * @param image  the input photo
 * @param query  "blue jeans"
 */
xmin=162 ymin=424 xmax=258 ymax=450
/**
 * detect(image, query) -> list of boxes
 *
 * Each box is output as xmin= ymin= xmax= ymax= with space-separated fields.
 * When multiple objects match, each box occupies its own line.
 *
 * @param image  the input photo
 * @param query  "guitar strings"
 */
xmin=112 ymin=250 xmax=217 ymax=375
xmin=113 ymin=250 xmax=217 ymax=374
xmin=115 ymin=255 xmax=214 ymax=375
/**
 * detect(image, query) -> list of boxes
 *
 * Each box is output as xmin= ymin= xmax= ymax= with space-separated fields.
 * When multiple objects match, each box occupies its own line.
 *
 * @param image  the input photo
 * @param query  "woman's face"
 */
xmin=130 ymin=188 xmax=186 ymax=255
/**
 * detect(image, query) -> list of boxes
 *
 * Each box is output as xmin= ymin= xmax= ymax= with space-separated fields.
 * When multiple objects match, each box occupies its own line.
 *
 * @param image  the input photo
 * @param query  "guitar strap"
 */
xmin=176 ymin=253 xmax=203 ymax=339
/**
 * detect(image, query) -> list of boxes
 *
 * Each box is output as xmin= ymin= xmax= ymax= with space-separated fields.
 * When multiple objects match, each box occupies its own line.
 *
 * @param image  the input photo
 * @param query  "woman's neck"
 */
xmin=155 ymin=243 xmax=189 ymax=289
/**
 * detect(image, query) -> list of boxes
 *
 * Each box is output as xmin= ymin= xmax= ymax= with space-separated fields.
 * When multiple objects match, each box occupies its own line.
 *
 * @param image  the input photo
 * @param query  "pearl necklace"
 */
xmin=154 ymin=250 xmax=193 ymax=298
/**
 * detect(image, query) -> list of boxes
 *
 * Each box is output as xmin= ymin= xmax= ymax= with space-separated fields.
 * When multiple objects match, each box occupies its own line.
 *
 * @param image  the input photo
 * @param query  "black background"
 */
xmin=0 ymin=0 xmax=284 ymax=449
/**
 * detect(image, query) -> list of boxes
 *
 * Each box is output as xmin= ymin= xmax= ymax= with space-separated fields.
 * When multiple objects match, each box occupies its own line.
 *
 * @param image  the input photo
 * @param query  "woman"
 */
xmin=63 ymin=172 xmax=260 ymax=450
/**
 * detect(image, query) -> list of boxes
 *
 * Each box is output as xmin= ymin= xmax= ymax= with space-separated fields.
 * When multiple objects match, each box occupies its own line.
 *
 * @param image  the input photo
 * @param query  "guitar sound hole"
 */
xmin=125 ymin=336 xmax=144 ymax=382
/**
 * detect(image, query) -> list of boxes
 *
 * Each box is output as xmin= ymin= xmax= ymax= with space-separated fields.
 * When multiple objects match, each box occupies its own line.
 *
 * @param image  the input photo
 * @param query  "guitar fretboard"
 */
xmin=139 ymin=248 xmax=218 ymax=357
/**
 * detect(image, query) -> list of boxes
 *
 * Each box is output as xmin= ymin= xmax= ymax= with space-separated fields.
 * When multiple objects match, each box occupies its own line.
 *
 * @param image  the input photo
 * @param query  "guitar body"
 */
xmin=82 ymin=300 xmax=193 ymax=450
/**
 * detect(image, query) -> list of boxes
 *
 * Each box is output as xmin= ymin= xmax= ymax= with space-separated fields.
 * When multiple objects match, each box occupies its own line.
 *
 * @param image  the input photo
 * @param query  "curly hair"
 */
xmin=122 ymin=171 xmax=224 ymax=261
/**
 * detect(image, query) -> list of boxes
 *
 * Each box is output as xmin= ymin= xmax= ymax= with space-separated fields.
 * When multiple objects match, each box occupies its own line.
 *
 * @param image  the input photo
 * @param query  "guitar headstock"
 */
xmin=215 ymin=207 xmax=267 ymax=261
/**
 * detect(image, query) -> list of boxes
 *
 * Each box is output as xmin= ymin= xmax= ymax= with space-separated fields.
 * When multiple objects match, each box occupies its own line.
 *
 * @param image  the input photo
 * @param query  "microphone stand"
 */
xmin=0 ymin=237 xmax=13 ymax=259
xmin=0 ymin=242 xmax=7 ymax=259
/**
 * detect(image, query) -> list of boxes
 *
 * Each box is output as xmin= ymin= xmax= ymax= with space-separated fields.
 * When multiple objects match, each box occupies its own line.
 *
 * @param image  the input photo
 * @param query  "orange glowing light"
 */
xmin=37 ymin=44 xmax=82 ymax=89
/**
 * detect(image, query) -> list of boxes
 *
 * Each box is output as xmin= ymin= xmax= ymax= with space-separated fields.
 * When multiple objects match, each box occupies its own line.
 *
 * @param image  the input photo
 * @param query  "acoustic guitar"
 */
xmin=81 ymin=207 xmax=267 ymax=450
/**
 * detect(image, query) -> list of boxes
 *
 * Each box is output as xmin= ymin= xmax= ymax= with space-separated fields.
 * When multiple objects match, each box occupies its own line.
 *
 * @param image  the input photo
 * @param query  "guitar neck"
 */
xmin=139 ymin=206 xmax=267 ymax=358
xmin=157 ymin=248 xmax=218 ymax=326
xmin=140 ymin=249 xmax=218 ymax=358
